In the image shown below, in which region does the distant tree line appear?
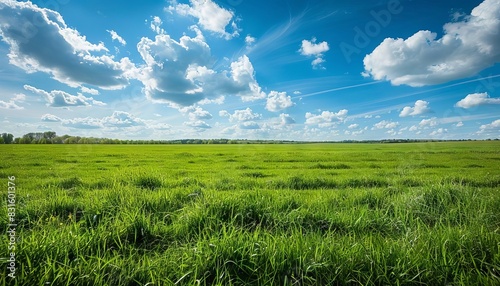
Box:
[0,132,301,144]
[0,132,498,144]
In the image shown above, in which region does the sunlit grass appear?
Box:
[0,142,499,285]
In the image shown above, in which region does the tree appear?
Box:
[51,136,64,144]
[43,131,57,140]
[18,137,31,144]
[64,137,79,144]
[1,133,14,144]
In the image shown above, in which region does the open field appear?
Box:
[1,142,499,285]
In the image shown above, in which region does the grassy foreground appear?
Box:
[1,142,499,285]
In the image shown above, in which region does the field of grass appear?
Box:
[1,142,499,285]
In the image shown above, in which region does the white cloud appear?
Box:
[150,16,165,34]
[0,1,132,89]
[279,113,296,125]
[478,119,500,133]
[299,38,330,69]
[299,38,330,56]
[41,114,62,122]
[80,86,99,95]
[456,121,464,127]
[266,91,294,112]
[149,123,172,130]
[351,129,365,136]
[103,111,145,127]
[305,109,348,128]
[137,31,265,107]
[198,96,225,105]
[230,55,266,101]
[310,58,326,69]
[386,129,397,136]
[239,121,260,129]
[107,30,126,46]
[220,108,261,122]
[185,120,211,129]
[24,85,105,107]
[363,0,500,86]
[419,117,438,128]
[169,0,239,39]
[373,120,399,129]
[477,119,500,133]
[455,92,500,108]
[219,110,230,117]
[188,107,213,121]
[430,128,448,136]
[62,117,103,129]
[245,35,256,46]
[61,111,145,129]
[400,100,431,117]
[348,124,359,129]
[0,93,25,110]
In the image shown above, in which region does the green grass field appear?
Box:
[1,142,499,285]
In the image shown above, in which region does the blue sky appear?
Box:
[0,0,499,140]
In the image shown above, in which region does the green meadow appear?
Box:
[1,142,499,285]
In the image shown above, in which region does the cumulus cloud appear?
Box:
[430,128,448,136]
[41,114,62,122]
[80,86,99,95]
[185,120,211,129]
[137,30,265,107]
[62,117,103,129]
[300,38,330,56]
[62,111,145,129]
[363,0,500,86]
[419,117,438,128]
[373,120,399,129]
[168,0,239,39]
[455,92,500,108]
[150,16,165,34]
[245,35,256,46]
[279,113,296,125]
[348,124,359,129]
[477,119,500,133]
[198,96,225,105]
[107,30,126,46]
[0,1,133,89]
[299,38,330,69]
[266,91,294,112]
[103,111,145,127]
[149,123,172,130]
[400,100,431,117]
[187,107,213,121]
[220,108,261,122]
[24,85,105,107]
[386,129,397,136]
[0,93,25,110]
[456,121,464,127]
[305,109,348,128]
[239,121,260,129]
[230,55,267,101]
